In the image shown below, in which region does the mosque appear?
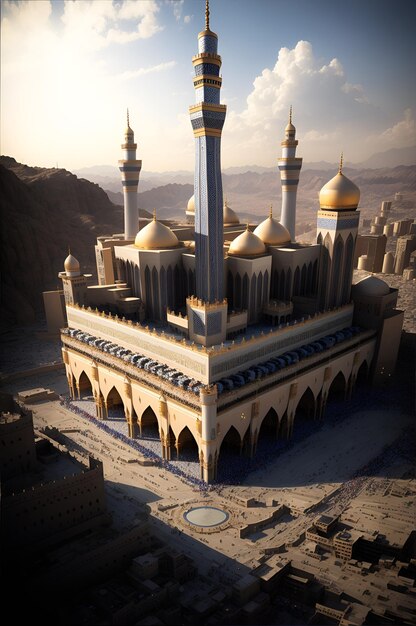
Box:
[49,2,404,482]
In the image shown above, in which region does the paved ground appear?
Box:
[3,365,414,581]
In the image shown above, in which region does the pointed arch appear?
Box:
[106,386,125,420]
[242,273,249,309]
[78,371,93,398]
[257,271,263,311]
[341,233,354,304]
[176,426,199,461]
[160,266,167,315]
[356,360,369,387]
[174,265,181,307]
[152,266,160,320]
[220,425,242,454]
[285,267,292,300]
[250,274,257,322]
[330,235,343,308]
[293,266,300,297]
[300,264,307,294]
[235,272,242,309]
[145,266,152,319]
[264,269,269,304]
[328,371,347,401]
[294,387,316,419]
[139,406,159,439]
[167,266,174,306]
[306,261,313,295]
[227,270,234,309]
[279,269,285,300]
[312,259,318,294]
[258,407,279,445]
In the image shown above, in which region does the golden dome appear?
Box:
[134,216,179,250]
[285,121,296,133]
[223,199,240,226]
[186,194,195,214]
[319,171,360,210]
[64,253,80,273]
[254,212,291,245]
[228,227,266,257]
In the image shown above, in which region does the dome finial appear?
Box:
[269,204,273,219]
[127,108,130,127]
[153,208,157,221]
[289,105,292,125]
[246,222,250,231]
[339,152,344,174]
[68,245,71,255]
[205,0,210,30]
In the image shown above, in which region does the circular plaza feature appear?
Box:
[184,506,229,528]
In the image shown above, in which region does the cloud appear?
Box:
[171,0,184,22]
[184,15,192,24]
[61,0,163,49]
[223,40,383,165]
[117,60,177,80]
[366,109,416,151]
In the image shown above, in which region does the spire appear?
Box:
[127,107,130,128]
[269,205,273,219]
[289,105,292,125]
[339,152,344,174]
[205,0,210,30]
[246,222,250,231]
[153,208,157,221]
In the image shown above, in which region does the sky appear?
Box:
[1,0,415,172]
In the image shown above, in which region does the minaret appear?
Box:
[118,109,142,240]
[189,0,226,302]
[277,107,303,241]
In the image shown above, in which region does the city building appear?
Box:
[53,2,403,482]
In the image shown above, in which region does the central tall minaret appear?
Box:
[189,0,226,302]
[118,110,142,240]
[277,107,302,241]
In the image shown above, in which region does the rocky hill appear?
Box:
[0,157,127,325]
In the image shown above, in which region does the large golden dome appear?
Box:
[319,171,360,210]
[254,213,291,246]
[228,227,266,257]
[64,253,80,273]
[134,217,179,250]
[186,194,195,215]
[223,199,240,226]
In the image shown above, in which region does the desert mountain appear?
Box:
[0,157,126,325]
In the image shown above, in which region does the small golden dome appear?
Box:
[134,217,179,250]
[223,199,240,226]
[125,126,134,136]
[186,194,195,214]
[64,253,80,273]
[228,227,266,257]
[353,276,390,297]
[285,121,296,133]
[254,213,291,245]
[319,171,360,210]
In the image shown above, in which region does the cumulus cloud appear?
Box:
[223,40,380,165]
[379,109,416,145]
[117,60,177,80]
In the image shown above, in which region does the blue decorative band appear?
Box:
[278,164,302,171]
[119,165,141,172]
[280,179,299,185]
[195,63,220,76]
[122,180,139,186]
[207,311,222,336]
[192,118,224,131]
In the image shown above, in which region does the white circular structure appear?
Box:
[184,506,229,527]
